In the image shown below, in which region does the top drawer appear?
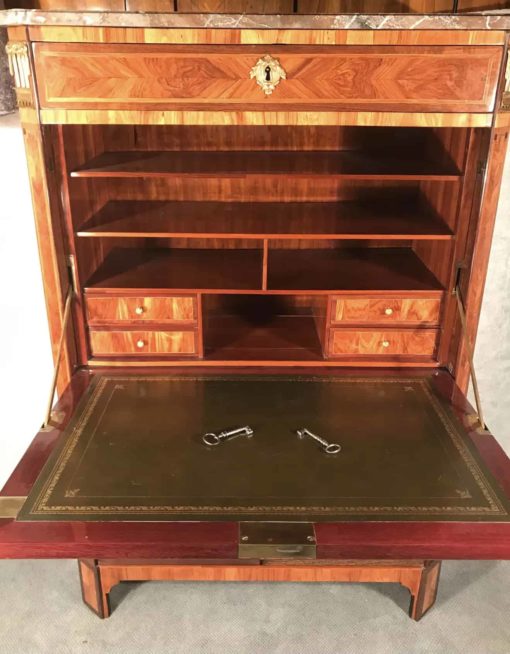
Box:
[33,44,502,114]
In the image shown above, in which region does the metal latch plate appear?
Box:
[239,522,316,560]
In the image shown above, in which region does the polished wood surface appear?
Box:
[70,149,461,181]
[76,198,453,241]
[89,330,197,356]
[329,329,438,357]
[332,297,442,325]
[86,295,197,324]
[27,26,507,47]
[78,557,441,621]
[40,109,495,128]
[3,13,510,623]
[33,44,502,114]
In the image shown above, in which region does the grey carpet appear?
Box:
[0,559,509,654]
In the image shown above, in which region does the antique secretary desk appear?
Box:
[1,0,510,622]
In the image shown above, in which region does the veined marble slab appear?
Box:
[1,9,510,30]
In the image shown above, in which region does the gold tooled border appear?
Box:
[26,375,508,518]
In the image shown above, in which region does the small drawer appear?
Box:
[86,296,197,324]
[332,297,441,326]
[329,329,438,357]
[89,330,197,356]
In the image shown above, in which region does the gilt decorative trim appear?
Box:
[250,55,286,96]
[5,42,30,90]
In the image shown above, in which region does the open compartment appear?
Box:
[203,294,328,361]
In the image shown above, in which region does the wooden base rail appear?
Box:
[78,558,441,621]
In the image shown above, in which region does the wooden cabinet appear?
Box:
[2,7,510,623]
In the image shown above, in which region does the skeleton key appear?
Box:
[202,426,254,447]
[297,428,341,454]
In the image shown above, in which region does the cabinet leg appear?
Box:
[78,559,111,619]
[409,560,441,621]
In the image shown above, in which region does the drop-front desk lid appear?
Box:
[3,369,510,560]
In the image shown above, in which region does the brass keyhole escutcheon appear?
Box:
[250,55,286,96]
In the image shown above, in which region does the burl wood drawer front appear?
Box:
[332,297,441,325]
[86,296,196,324]
[33,44,502,113]
[329,329,438,357]
[89,330,197,356]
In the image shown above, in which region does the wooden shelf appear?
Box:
[77,198,453,241]
[204,315,324,361]
[84,248,263,293]
[267,248,444,293]
[71,150,461,181]
[84,246,443,294]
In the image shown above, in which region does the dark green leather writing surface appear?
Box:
[19,374,510,522]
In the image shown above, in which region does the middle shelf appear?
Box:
[76,198,453,241]
[84,246,445,294]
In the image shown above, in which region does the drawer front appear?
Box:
[34,44,502,113]
[86,296,196,324]
[332,297,441,325]
[329,329,437,357]
[89,330,197,356]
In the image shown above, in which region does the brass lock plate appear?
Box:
[239,522,316,560]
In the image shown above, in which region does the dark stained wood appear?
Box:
[267,248,444,293]
[70,149,461,181]
[85,247,264,293]
[76,198,453,241]
[409,560,441,621]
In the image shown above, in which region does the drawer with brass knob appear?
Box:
[328,329,438,358]
[86,295,197,325]
[332,297,442,326]
[89,330,198,356]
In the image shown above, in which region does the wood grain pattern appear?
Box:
[33,44,502,114]
[332,297,442,325]
[454,129,510,391]
[86,557,440,621]
[329,329,438,356]
[86,296,197,324]
[89,330,198,356]
[40,109,494,128]
[27,27,507,47]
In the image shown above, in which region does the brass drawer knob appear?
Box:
[384,308,394,316]
[136,339,146,348]
[135,306,145,315]
[381,340,390,348]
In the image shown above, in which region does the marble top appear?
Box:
[1,10,510,31]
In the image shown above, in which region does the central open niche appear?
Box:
[203,295,328,361]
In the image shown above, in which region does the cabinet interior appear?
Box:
[57,123,481,366]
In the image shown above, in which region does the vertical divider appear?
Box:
[262,239,269,291]
[196,293,205,359]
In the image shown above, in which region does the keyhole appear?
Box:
[265,66,272,82]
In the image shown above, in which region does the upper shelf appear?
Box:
[70,150,462,182]
[76,198,453,241]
